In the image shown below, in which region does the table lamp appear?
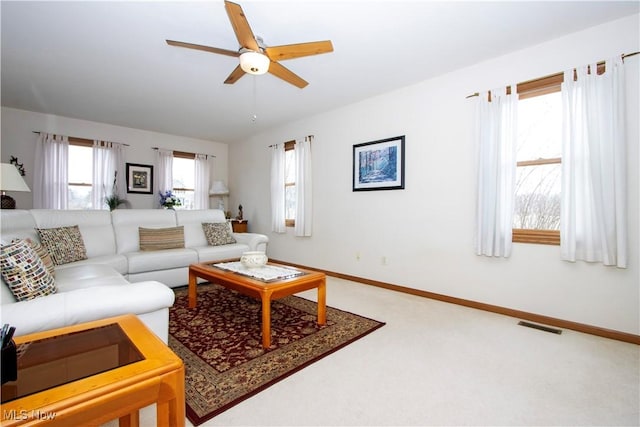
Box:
[209,181,229,211]
[1,163,30,209]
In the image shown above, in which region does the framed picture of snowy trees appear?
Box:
[353,135,405,191]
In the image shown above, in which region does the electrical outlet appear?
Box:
[381,256,387,265]
[356,252,361,261]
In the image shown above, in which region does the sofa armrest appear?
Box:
[1,281,175,337]
[232,232,269,252]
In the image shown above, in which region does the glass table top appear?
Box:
[1,323,144,403]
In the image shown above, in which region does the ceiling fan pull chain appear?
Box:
[251,76,258,123]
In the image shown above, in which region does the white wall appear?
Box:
[229,14,640,335]
[0,107,229,209]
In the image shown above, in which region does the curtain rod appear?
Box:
[268,135,314,148]
[466,51,639,99]
[32,131,130,146]
[151,147,216,158]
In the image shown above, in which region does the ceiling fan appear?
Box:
[166,0,333,89]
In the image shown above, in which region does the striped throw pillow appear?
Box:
[1,239,57,301]
[139,226,185,251]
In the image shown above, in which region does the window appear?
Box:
[68,143,93,209]
[284,141,296,227]
[172,152,195,209]
[513,81,562,245]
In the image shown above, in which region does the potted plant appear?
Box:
[105,171,126,211]
[159,191,182,209]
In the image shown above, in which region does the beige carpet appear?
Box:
[194,277,640,426]
[125,276,639,426]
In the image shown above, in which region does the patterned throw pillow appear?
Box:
[139,226,185,251]
[202,222,236,246]
[0,240,57,301]
[14,238,56,277]
[36,225,88,265]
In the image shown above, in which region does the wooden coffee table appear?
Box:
[1,314,185,427]
[189,261,326,349]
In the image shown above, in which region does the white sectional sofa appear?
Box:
[0,209,268,342]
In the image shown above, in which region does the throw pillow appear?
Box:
[36,225,88,265]
[139,226,185,251]
[12,238,56,277]
[202,222,236,246]
[0,239,57,301]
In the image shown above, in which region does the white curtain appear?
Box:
[155,149,173,207]
[33,133,69,209]
[294,136,313,237]
[92,141,126,209]
[194,154,211,209]
[474,86,518,257]
[561,57,627,268]
[270,144,286,233]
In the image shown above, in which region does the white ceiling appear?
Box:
[2,1,638,143]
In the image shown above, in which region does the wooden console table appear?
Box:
[1,315,185,427]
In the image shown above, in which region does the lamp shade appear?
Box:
[1,164,30,192]
[239,51,270,75]
[209,181,229,196]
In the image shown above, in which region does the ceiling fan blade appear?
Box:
[268,62,308,89]
[224,64,246,85]
[224,1,260,52]
[265,40,334,61]
[166,40,239,57]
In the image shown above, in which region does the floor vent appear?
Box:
[518,321,562,335]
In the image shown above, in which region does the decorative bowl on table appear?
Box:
[240,251,268,268]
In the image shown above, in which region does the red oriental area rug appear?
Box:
[168,283,385,426]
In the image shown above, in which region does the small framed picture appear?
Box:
[353,135,405,191]
[126,163,154,194]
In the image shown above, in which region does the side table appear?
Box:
[1,314,185,427]
[231,219,248,233]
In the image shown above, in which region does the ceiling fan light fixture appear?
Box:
[167,2,333,88]
[239,51,270,75]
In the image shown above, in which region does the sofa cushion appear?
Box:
[54,254,129,276]
[194,242,251,264]
[126,248,198,274]
[0,210,39,245]
[0,240,57,301]
[30,209,117,258]
[112,209,177,254]
[1,281,175,339]
[1,279,17,303]
[202,222,236,246]
[175,209,227,247]
[54,264,130,292]
[37,225,88,265]
[139,226,185,251]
